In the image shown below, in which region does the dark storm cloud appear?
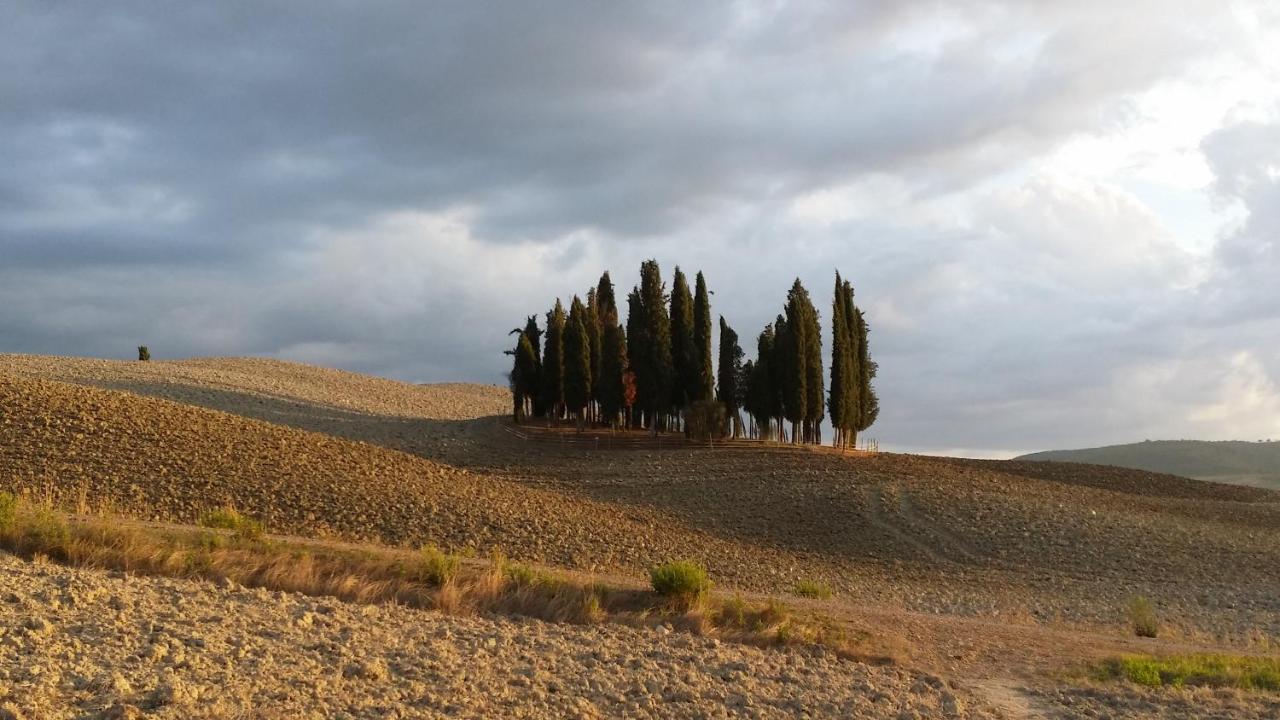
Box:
[1,1,1276,454]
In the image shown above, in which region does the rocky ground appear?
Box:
[0,554,1002,720]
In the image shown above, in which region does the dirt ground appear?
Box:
[2,354,1279,718]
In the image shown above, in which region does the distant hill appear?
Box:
[1016,440,1280,489]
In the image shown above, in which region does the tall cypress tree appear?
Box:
[716,316,744,437]
[692,272,714,403]
[512,331,539,421]
[750,323,781,441]
[669,267,694,415]
[853,306,880,438]
[779,284,810,443]
[596,272,625,427]
[840,278,861,447]
[829,273,848,444]
[512,315,544,416]
[540,299,566,419]
[585,288,602,423]
[739,359,756,437]
[634,260,672,432]
[626,286,646,404]
[564,296,592,427]
[769,314,788,441]
[599,322,627,427]
[802,285,824,444]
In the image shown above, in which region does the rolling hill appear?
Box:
[1016,440,1280,489]
[3,354,1279,718]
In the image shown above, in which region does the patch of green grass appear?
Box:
[414,544,460,586]
[792,579,833,599]
[1128,595,1159,638]
[649,560,711,607]
[0,492,16,533]
[198,507,265,541]
[1096,654,1280,691]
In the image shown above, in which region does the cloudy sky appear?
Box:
[3,2,1278,456]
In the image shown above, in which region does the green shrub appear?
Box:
[1128,596,1159,638]
[137,346,151,362]
[792,579,833,599]
[198,507,264,541]
[0,492,16,533]
[650,560,711,605]
[416,544,460,586]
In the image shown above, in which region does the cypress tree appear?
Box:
[626,285,647,420]
[692,272,714,403]
[739,359,756,437]
[839,279,861,448]
[803,286,824,444]
[520,315,544,416]
[540,299,566,420]
[716,316,744,437]
[669,267,694,416]
[853,306,880,439]
[585,288,602,423]
[749,323,779,441]
[828,273,848,444]
[599,322,627,427]
[511,331,539,421]
[769,315,788,441]
[564,296,592,428]
[634,260,672,432]
[595,271,625,428]
[779,284,809,444]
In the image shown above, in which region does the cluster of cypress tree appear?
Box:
[506,262,878,446]
[827,273,879,448]
[739,274,878,446]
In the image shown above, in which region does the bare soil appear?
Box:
[0,554,1009,720]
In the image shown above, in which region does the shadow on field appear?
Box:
[82,378,928,565]
[89,380,493,467]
